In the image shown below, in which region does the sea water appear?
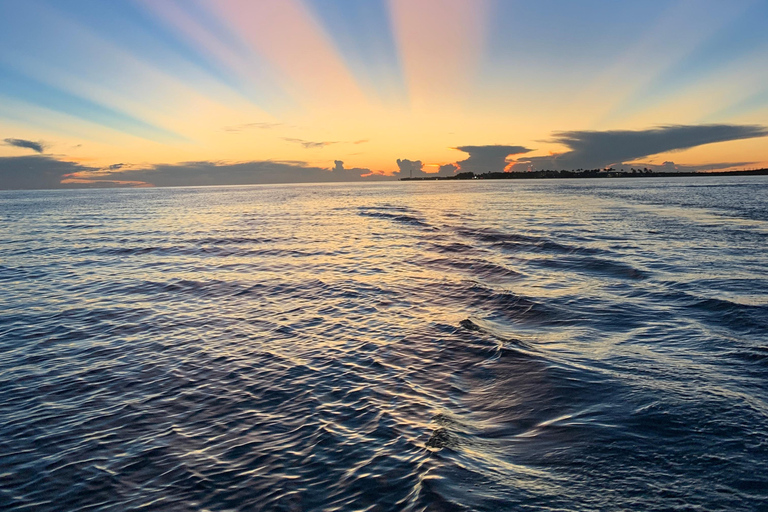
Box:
[1,177,767,511]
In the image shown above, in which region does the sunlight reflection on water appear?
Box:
[1,177,767,511]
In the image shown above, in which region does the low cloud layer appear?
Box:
[509,124,768,171]
[454,145,533,174]
[4,138,46,154]
[94,159,379,187]
[0,155,90,189]
[0,156,387,189]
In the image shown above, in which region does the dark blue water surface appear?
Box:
[1,177,767,511]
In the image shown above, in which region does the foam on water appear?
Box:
[1,177,767,511]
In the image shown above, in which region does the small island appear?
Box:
[400,167,768,181]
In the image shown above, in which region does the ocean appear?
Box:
[1,177,767,511]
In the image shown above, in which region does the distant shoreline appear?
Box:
[399,168,768,181]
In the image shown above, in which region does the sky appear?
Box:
[1,0,768,188]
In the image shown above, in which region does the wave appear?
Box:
[1,180,767,511]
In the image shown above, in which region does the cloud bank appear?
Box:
[0,156,388,190]
[0,156,90,189]
[509,124,768,171]
[94,159,381,187]
[395,125,766,177]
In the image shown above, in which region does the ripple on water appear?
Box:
[1,179,767,511]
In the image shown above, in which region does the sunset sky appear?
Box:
[1,0,768,187]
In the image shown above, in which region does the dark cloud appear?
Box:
[283,138,337,149]
[96,159,380,187]
[0,156,389,189]
[454,145,533,174]
[4,138,46,153]
[0,155,91,189]
[392,159,461,178]
[438,163,458,176]
[509,124,768,171]
[332,160,388,181]
[393,158,428,178]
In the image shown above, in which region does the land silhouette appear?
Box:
[399,167,768,181]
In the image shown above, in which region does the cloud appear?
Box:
[438,163,458,176]
[393,158,428,178]
[0,155,391,189]
[4,138,46,153]
[0,155,92,189]
[283,137,338,149]
[223,122,282,132]
[454,145,533,173]
[284,138,370,148]
[332,160,389,181]
[392,159,466,178]
[95,159,383,187]
[509,124,768,171]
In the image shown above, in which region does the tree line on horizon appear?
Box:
[400,167,768,181]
